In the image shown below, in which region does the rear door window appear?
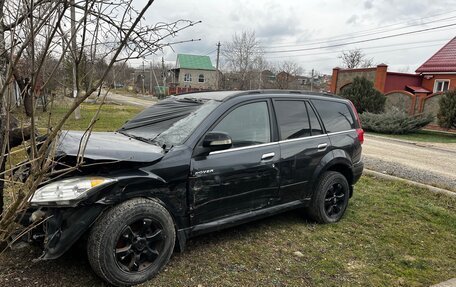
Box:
[312,100,355,133]
[274,100,310,140]
[306,102,324,135]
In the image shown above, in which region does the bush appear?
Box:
[340,76,386,114]
[360,108,433,134]
[437,89,456,129]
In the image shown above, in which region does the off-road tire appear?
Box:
[307,171,350,224]
[87,198,175,286]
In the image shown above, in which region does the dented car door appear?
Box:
[189,100,280,225]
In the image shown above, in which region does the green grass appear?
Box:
[1,176,454,286]
[369,130,456,143]
[140,176,455,287]
[36,103,143,132]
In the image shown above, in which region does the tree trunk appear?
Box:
[0,151,4,216]
[0,0,6,215]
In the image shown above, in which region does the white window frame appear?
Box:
[198,74,205,83]
[184,73,192,82]
[433,79,450,93]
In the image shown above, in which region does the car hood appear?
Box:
[56,131,164,162]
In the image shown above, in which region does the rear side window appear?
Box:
[275,100,310,140]
[312,100,355,133]
[306,102,324,135]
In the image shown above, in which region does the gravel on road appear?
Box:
[363,135,456,192]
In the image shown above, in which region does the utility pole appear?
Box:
[71,0,81,119]
[258,70,262,89]
[161,57,166,86]
[142,58,145,94]
[215,42,221,90]
[310,68,314,92]
[150,61,153,94]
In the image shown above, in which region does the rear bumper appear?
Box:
[352,160,364,184]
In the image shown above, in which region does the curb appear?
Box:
[363,169,456,198]
[430,278,456,287]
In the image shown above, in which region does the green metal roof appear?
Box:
[177,54,215,71]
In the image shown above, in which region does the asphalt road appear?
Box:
[363,134,456,191]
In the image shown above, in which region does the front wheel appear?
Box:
[307,171,350,224]
[87,198,175,286]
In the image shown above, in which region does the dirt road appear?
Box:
[363,134,456,191]
[102,90,156,107]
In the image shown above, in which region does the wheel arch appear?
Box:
[312,155,354,197]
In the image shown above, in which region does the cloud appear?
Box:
[131,0,452,74]
[346,15,359,25]
[364,0,373,9]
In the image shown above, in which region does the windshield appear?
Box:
[119,97,220,147]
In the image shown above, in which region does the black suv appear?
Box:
[23,90,364,286]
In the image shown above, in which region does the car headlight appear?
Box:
[30,177,116,206]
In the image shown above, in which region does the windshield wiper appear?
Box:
[118,131,153,144]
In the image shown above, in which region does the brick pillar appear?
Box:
[330,67,340,94]
[374,64,388,93]
[414,92,428,114]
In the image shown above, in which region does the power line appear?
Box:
[261,9,456,49]
[205,48,217,55]
[263,38,449,59]
[262,15,456,50]
[262,23,456,54]
[264,42,446,63]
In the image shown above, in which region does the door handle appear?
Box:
[261,152,275,160]
[317,143,328,150]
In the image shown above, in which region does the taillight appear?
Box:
[356,128,364,144]
[348,101,364,144]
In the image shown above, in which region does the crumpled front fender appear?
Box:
[37,205,105,260]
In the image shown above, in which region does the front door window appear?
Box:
[213,101,271,148]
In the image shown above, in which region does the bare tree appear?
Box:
[338,48,374,69]
[0,0,198,245]
[274,60,303,89]
[223,31,263,90]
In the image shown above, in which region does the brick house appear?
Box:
[415,37,456,93]
[329,36,456,117]
[171,54,217,90]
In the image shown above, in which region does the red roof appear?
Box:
[416,37,456,73]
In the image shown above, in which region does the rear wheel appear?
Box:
[307,171,350,223]
[87,198,175,286]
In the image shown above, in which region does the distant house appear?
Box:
[329,36,456,117]
[415,37,456,93]
[171,54,217,90]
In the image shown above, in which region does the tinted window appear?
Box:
[275,101,310,140]
[312,100,354,133]
[213,102,271,148]
[306,102,324,135]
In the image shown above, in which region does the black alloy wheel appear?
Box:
[115,218,165,273]
[324,183,346,219]
[307,171,350,223]
[87,198,175,287]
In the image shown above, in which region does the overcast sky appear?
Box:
[134,0,456,75]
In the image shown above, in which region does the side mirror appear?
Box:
[202,132,232,151]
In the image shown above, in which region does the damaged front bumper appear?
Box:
[21,204,105,260]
